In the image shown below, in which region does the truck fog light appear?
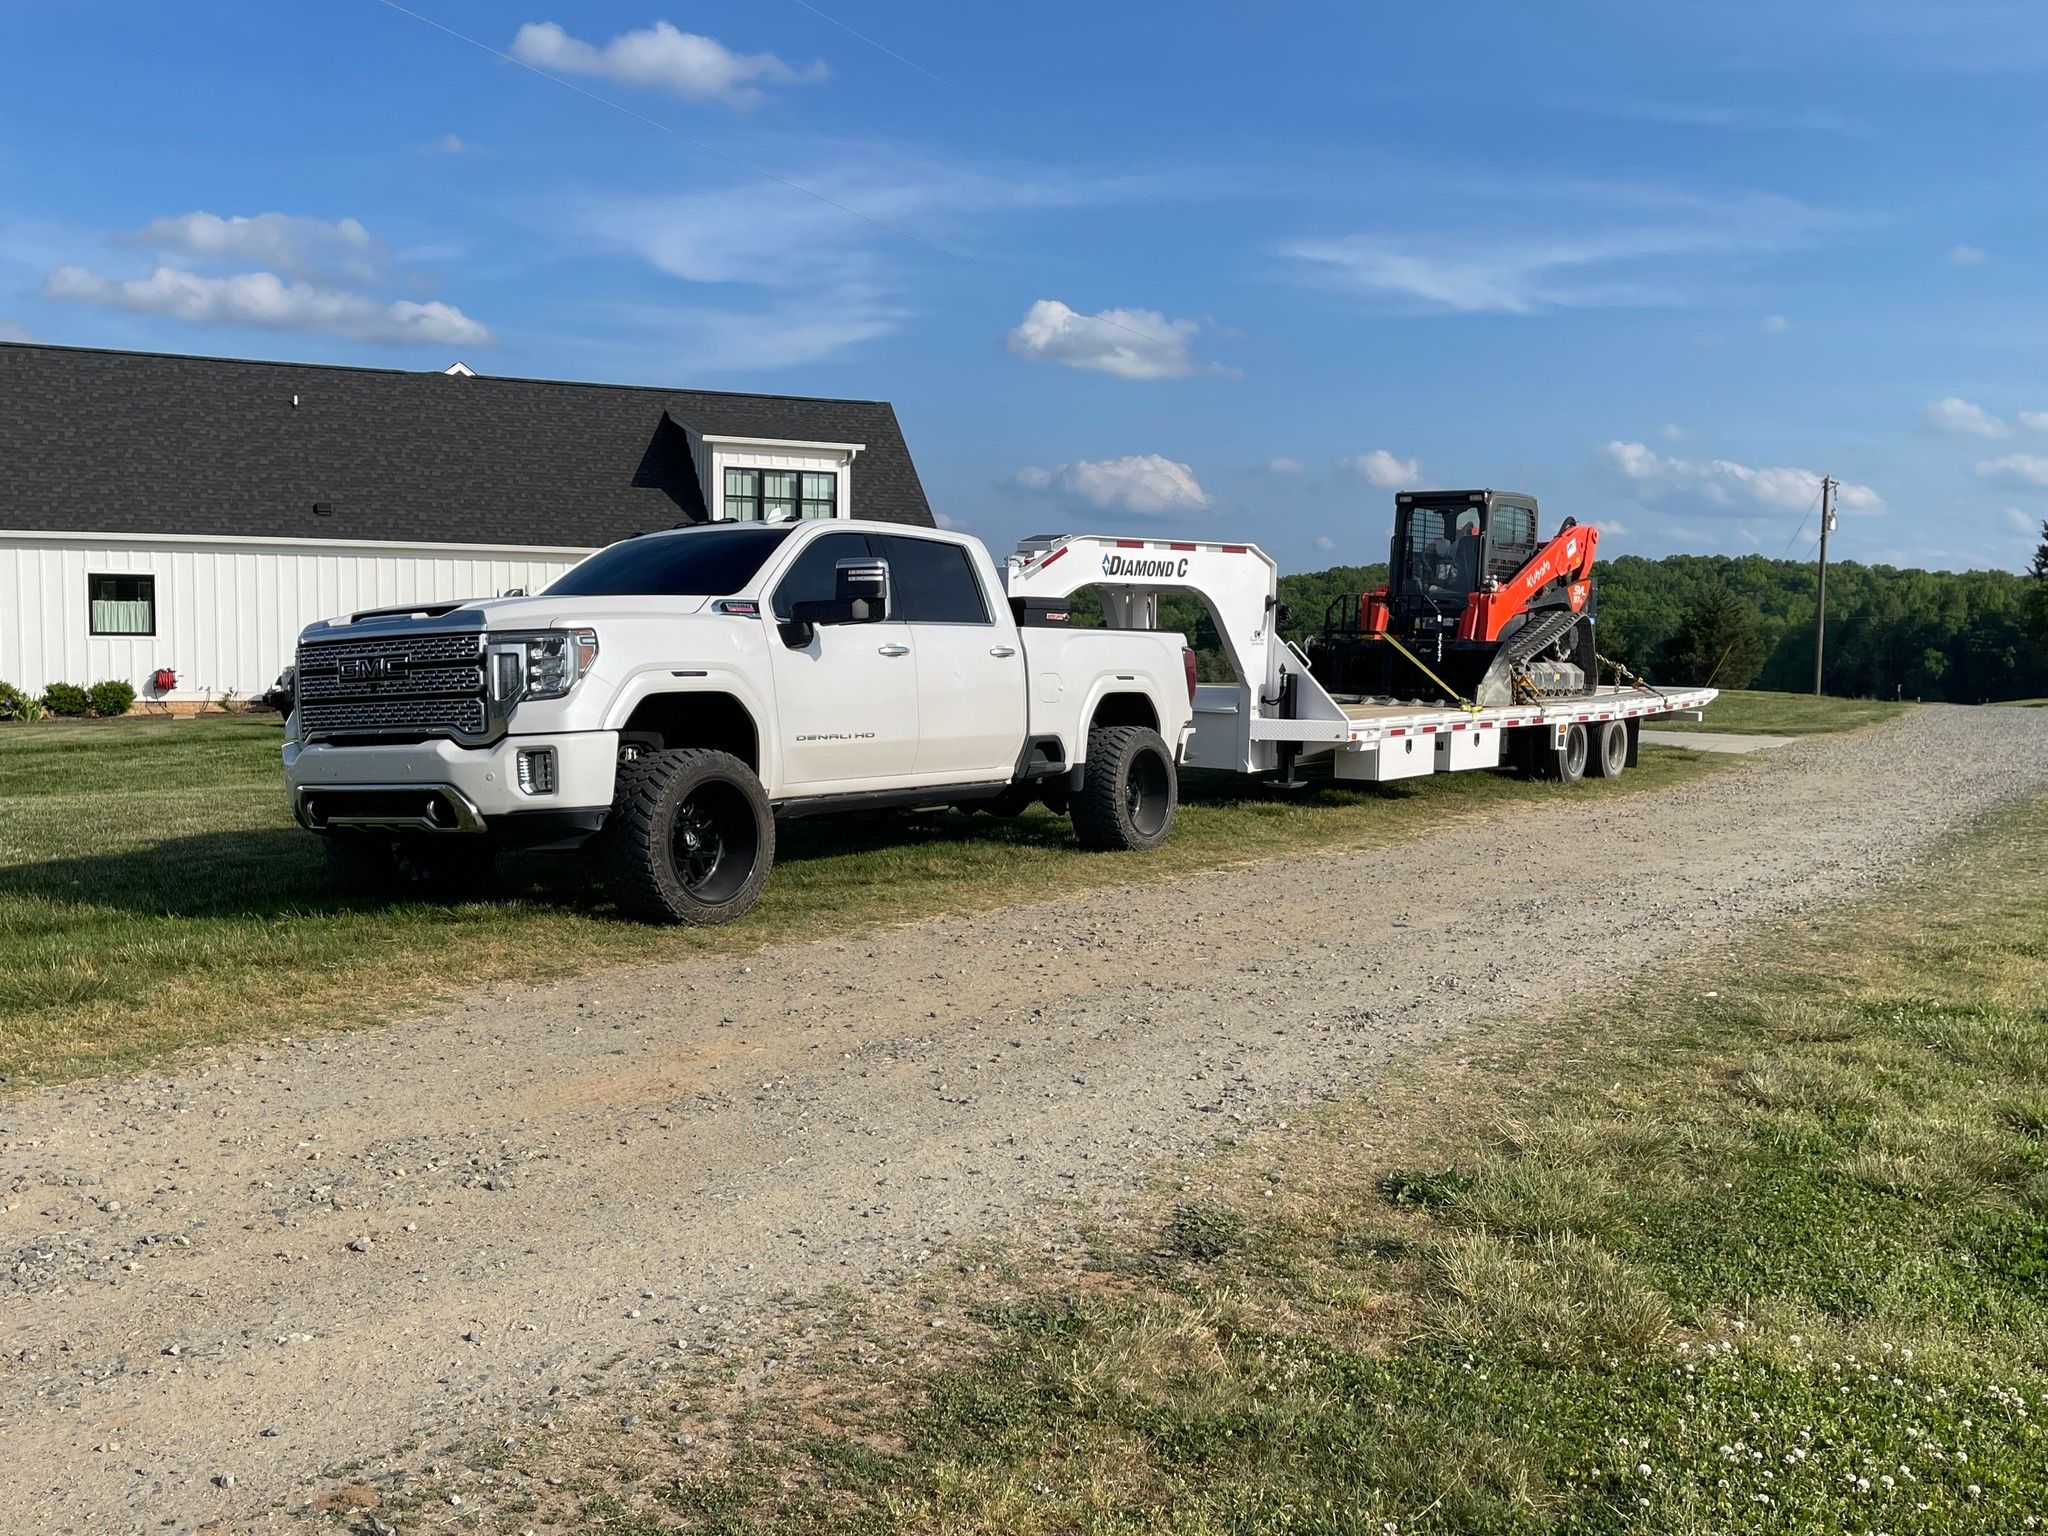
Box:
[516,747,557,795]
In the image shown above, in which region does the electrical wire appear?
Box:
[1779,484,1822,559]
[366,0,1198,365]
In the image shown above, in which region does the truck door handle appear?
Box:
[877,643,910,657]
[989,645,1017,658]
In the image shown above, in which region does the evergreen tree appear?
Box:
[1641,582,1768,688]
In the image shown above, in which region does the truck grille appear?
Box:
[297,632,489,741]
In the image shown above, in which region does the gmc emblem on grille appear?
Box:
[339,655,405,682]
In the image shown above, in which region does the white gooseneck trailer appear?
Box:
[1004,532,1716,786]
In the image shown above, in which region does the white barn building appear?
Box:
[0,342,936,708]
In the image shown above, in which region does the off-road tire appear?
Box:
[1589,719,1628,778]
[598,748,774,925]
[1071,725,1177,852]
[323,835,496,899]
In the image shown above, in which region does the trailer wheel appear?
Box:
[1553,723,1589,785]
[1071,726,1177,851]
[1589,720,1628,779]
[598,748,774,924]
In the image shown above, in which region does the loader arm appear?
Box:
[1459,521,1597,643]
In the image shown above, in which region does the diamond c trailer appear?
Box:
[1001,532,1716,788]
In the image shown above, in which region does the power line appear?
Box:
[783,0,1041,141]
[1779,484,1822,559]
[367,0,1196,363]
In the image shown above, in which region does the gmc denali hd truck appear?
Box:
[283,520,1196,924]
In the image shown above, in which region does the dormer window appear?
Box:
[722,468,839,522]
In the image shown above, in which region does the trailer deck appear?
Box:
[1004,532,1717,785]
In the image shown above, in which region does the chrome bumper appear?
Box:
[292,782,487,835]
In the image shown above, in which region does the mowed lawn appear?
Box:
[0,712,1740,1087]
[1677,688,1909,736]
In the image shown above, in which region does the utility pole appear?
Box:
[1813,475,1836,696]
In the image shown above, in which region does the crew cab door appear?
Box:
[766,529,919,788]
[875,533,1022,780]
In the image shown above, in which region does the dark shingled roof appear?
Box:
[0,341,934,546]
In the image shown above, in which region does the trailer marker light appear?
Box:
[1169,542,1196,551]
[1116,538,1145,548]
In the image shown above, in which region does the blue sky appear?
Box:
[3,0,2044,574]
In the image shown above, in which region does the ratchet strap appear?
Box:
[1366,631,1483,715]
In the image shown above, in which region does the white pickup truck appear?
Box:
[283,519,1195,923]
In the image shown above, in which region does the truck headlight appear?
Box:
[487,628,599,704]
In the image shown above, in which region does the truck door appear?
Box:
[766,530,920,788]
[875,534,1021,780]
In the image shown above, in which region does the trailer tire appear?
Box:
[597,748,774,925]
[1071,726,1177,852]
[1553,723,1589,784]
[1589,719,1628,778]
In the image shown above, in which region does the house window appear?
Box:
[722,467,839,522]
[88,573,156,636]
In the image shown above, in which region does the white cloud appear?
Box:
[1660,423,1685,441]
[429,133,470,154]
[42,264,490,347]
[1593,519,1630,537]
[1760,313,1790,334]
[510,20,824,109]
[1605,440,1881,513]
[0,317,34,342]
[119,212,385,282]
[1013,454,1209,516]
[1978,454,2048,489]
[2018,410,2048,433]
[1314,534,1337,551]
[1004,298,1224,381]
[1266,457,1305,475]
[1948,243,1988,265]
[576,162,1103,370]
[931,510,966,531]
[2004,506,2038,536]
[1924,396,2008,438]
[1278,191,1830,314]
[1344,449,1420,488]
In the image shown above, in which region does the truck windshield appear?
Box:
[545,526,794,597]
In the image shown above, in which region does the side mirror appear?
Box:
[834,557,888,619]
[780,557,890,647]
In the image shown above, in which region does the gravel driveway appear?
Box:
[5,705,2044,1532]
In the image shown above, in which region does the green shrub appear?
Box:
[40,682,91,717]
[87,679,136,717]
[0,683,44,723]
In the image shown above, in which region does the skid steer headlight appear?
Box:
[487,628,599,704]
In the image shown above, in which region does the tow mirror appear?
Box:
[781,557,890,647]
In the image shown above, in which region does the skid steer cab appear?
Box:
[1313,488,1599,708]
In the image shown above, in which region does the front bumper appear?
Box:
[284,730,620,835]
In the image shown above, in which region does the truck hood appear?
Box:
[299,592,709,643]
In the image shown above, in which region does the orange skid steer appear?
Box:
[1311,488,1600,708]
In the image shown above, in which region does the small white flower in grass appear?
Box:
[1880,1475,1895,1489]
[1637,1463,1652,1477]
[1967,1485,1982,1499]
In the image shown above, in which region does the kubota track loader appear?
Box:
[1311,488,1599,708]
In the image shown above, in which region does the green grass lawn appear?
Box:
[1673,688,1910,736]
[447,793,2048,1536]
[0,716,1723,1088]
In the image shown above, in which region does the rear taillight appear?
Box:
[1182,646,1198,702]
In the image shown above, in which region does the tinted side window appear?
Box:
[771,530,874,620]
[877,536,990,625]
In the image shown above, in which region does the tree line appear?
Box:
[1065,533,2048,702]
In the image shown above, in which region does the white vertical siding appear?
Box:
[0,533,590,700]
